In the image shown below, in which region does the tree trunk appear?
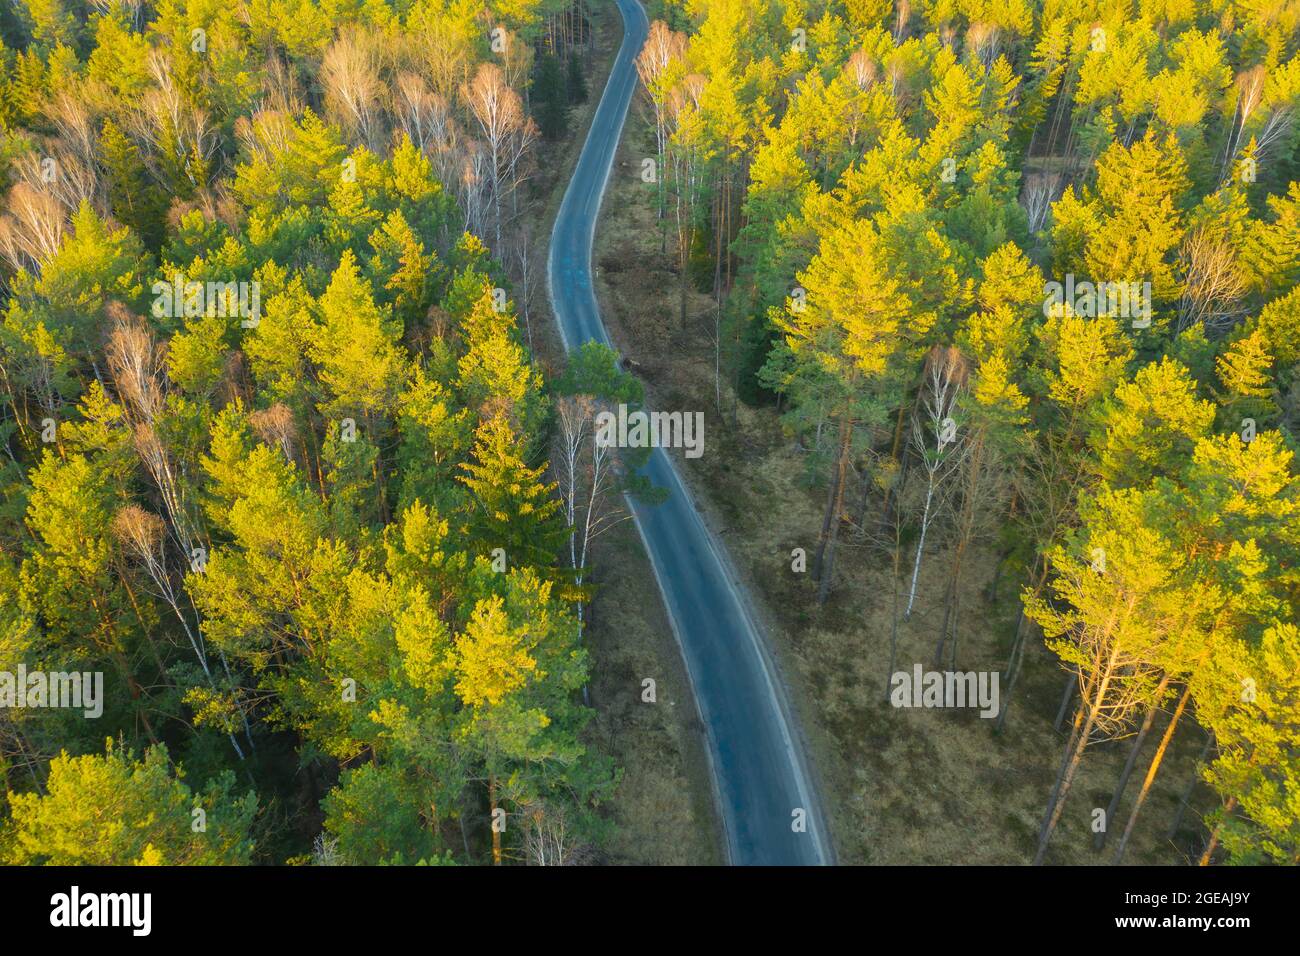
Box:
[903,477,936,620]
[815,416,851,604]
[1035,704,1085,864]
[489,775,503,866]
[995,563,1048,734]
[1167,732,1214,840]
[934,433,983,667]
[877,402,909,541]
[678,213,691,330]
[1036,645,1122,864]
[1112,680,1192,864]
[1095,674,1171,850]
[1054,673,1076,732]
[812,416,849,579]
[994,607,1028,734]
[1198,795,1236,866]
[884,513,902,702]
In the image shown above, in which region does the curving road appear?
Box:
[547,0,831,866]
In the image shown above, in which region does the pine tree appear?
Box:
[458,416,564,571]
[4,741,256,865]
[534,53,569,140]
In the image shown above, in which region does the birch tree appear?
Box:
[463,63,536,252]
[636,20,688,229]
[904,346,967,621]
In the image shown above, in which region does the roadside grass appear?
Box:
[589,107,1216,865]
[583,517,722,865]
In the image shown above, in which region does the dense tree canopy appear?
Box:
[639,0,1300,865]
[0,0,615,866]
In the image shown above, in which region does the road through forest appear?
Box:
[546,0,831,865]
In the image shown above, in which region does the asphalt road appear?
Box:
[547,0,831,866]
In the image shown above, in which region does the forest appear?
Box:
[1,0,1298,869]
[0,0,633,865]
[623,0,1299,864]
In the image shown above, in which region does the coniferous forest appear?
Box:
[630,0,1300,868]
[0,0,622,866]
[0,0,1297,881]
